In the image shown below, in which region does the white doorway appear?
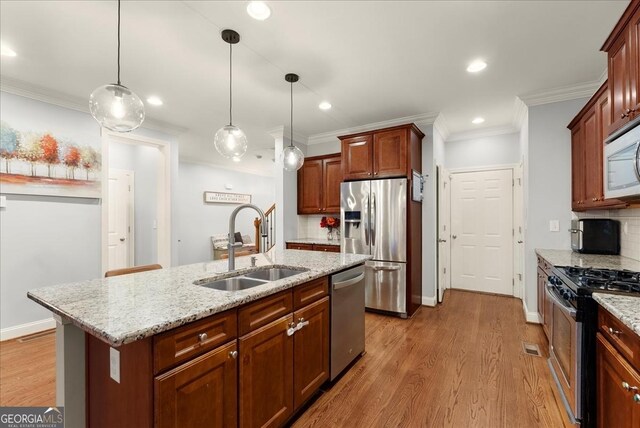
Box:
[436,165,451,303]
[450,167,514,296]
[101,130,172,274]
[513,162,524,299]
[107,169,134,270]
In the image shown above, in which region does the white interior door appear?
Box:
[437,165,451,303]
[108,169,134,270]
[450,169,513,295]
[513,163,524,298]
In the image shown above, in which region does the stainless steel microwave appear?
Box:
[604,123,640,200]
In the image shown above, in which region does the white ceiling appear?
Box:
[0,0,628,172]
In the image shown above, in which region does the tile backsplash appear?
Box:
[575,208,640,261]
[297,214,341,240]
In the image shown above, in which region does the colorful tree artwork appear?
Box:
[0,121,101,198]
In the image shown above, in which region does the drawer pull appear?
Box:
[622,382,639,392]
[287,321,297,337]
[296,318,310,331]
[229,350,238,359]
[198,333,208,343]
[608,327,623,336]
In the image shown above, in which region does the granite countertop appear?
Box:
[287,238,340,246]
[593,293,640,337]
[535,249,640,272]
[28,250,370,347]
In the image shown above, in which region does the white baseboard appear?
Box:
[422,296,437,307]
[0,318,56,341]
[522,300,542,324]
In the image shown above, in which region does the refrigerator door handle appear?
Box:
[371,192,376,247]
[364,194,370,245]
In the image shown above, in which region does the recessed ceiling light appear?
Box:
[466,60,487,73]
[146,96,163,106]
[232,156,242,162]
[319,101,332,110]
[472,117,485,124]
[1,45,17,57]
[247,1,271,20]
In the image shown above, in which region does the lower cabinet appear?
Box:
[286,242,340,253]
[239,296,330,427]
[536,255,552,340]
[155,341,238,428]
[596,333,640,428]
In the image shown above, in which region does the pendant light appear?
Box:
[89,0,145,132]
[281,73,304,171]
[214,29,248,159]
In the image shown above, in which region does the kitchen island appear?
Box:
[28,249,370,428]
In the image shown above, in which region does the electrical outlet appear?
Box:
[549,220,560,232]
[110,347,120,383]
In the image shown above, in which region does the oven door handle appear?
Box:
[546,284,577,319]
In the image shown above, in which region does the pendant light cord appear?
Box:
[117,0,121,85]
[290,80,294,147]
[229,43,233,126]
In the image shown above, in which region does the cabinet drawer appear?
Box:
[293,277,329,310]
[239,290,293,336]
[313,244,340,253]
[599,306,640,370]
[287,243,314,251]
[154,310,237,374]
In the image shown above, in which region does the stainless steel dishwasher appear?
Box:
[330,264,366,381]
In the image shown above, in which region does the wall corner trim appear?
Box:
[0,317,56,341]
[522,300,542,324]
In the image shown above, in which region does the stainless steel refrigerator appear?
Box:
[340,178,408,316]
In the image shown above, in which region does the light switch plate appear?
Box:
[549,220,560,232]
[0,196,6,208]
[109,347,120,383]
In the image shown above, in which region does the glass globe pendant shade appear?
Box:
[214,124,248,159]
[89,84,145,132]
[282,144,304,171]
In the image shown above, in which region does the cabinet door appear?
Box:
[298,159,323,214]
[239,315,294,428]
[608,33,633,135]
[596,333,640,428]
[293,297,330,410]
[341,135,373,181]
[322,156,342,214]
[583,107,602,206]
[537,268,545,323]
[543,285,552,340]
[155,341,238,428]
[571,124,586,211]
[373,128,408,178]
[629,6,640,115]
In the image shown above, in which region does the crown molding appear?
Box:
[266,125,308,144]
[179,156,275,178]
[512,97,528,130]
[306,111,439,145]
[433,113,450,141]
[446,124,519,143]
[518,80,600,107]
[0,76,188,136]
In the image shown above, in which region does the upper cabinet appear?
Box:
[340,124,425,181]
[602,1,640,135]
[297,153,342,215]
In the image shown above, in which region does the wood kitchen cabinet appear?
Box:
[602,0,640,135]
[286,242,340,252]
[298,153,342,214]
[340,123,424,181]
[568,82,627,211]
[536,255,553,340]
[155,341,238,428]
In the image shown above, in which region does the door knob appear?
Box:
[452,235,457,239]
[438,239,447,243]
[517,240,523,244]
[120,238,125,242]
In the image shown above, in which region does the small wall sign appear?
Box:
[204,191,252,205]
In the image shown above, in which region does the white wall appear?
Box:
[0,91,178,337]
[445,132,520,170]
[306,140,341,157]
[421,124,439,303]
[523,97,588,313]
[177,161,275,265]
[109,141,159,266]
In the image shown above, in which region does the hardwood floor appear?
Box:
[292,290,571,428]
[0,291,570,427]
[0,329,55,406]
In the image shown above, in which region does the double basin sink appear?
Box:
[195,267,309,291]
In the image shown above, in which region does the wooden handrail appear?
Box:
[263,203,276,217]
[254,203,276,253]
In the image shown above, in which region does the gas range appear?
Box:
[555,266,640,296]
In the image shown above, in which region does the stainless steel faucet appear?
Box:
[228,203,268,271]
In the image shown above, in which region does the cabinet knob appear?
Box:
[634,394,640,404]
[609,327,623,336]
[296,318,310,330]
[368,172,371,176]
[198,333,208,342]
[229,350,238,359]
[622,381,639,392]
